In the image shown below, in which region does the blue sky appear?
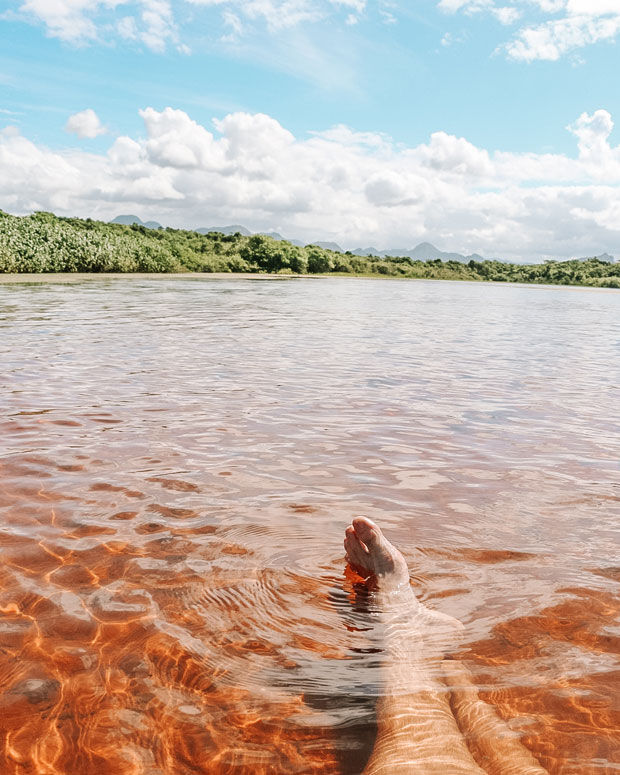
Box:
[2,0,620,259]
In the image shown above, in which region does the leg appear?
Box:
[443,660,548,775]
[344,518,548,775]
[344,517,486,775]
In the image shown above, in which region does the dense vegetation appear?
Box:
[1,210,619,289]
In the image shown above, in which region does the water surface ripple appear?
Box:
[1,277,619,774]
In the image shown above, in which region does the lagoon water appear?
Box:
[1,276,619,774]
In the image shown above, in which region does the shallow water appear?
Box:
[1,276,619,774]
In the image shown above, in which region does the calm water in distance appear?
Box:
[1,277,619,774]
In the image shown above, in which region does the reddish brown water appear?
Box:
[1,277,619,774]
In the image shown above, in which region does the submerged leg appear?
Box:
[345,517,485,775]
[343,517,547,775]
[443,660,548,775]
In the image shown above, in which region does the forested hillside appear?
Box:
[1,210,619,288]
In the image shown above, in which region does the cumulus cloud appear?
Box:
[364,170,423,207]
[65,108,107,138]
[416,131,493,177]
[3,107,620,261]
[140,106,227,168]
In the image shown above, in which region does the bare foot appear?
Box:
[344,517,410,592]
[344,520,486,775]
[343,520,547,775]
[344,517,463,649]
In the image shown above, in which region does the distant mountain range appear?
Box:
[112,217,306,245]
[110,216,617,264]
[196,225,305,247]
[195,224,250,236]
[578,252,616,263]
[110,215,487,262]
[350,241,486,263]
[111,214,165,231]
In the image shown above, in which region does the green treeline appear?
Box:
[1,210,619,288]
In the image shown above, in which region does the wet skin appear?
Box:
[344,517,548,775]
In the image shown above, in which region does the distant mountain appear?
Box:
[118,216,617,264]
[196,225,252,236]
[574,252,616,264]
[352,246,381,257]
[379,248,411,258]
[309,241,344,253]
[112,216,308,243]
[352,241,486,263]
[111,214,141,226]
[196,225,305,245]
[409,242,468,262]
[110,216,492,261]
[111,214,162,229]
[258,231,305,247]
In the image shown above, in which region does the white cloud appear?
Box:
[567,0,619,13]
[184,0,324,31]
[309,123,389,148]
[17,0,179,51]
[332,0,365,11]
[17,0,107,41]
[14,0,373,53]
[139,0,176,51]
[65,108,107,138]
[438,0,494,14]
[567,109,614,166]
[3,107,620,261]
[139,106,227,168]
[441,28,469,45]
[14,0,619,62]
[529,0,565,11]
[364,170,423,206]
[438,0,521,29]
[117,14,138,38]
[507,12,620,61]
[439,0,540,14]
[415,131,494,177]
[379,9,396,23]
[439,0,620,61]
[492,5,520,24]
[220,8,242,39]
[438,0,476,11]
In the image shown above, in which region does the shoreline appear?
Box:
[0,272,619,292]
[0,272,296,284]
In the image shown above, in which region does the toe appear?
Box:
[346,525,368,550]
[344,526,370,569]
[352,516,381,546]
